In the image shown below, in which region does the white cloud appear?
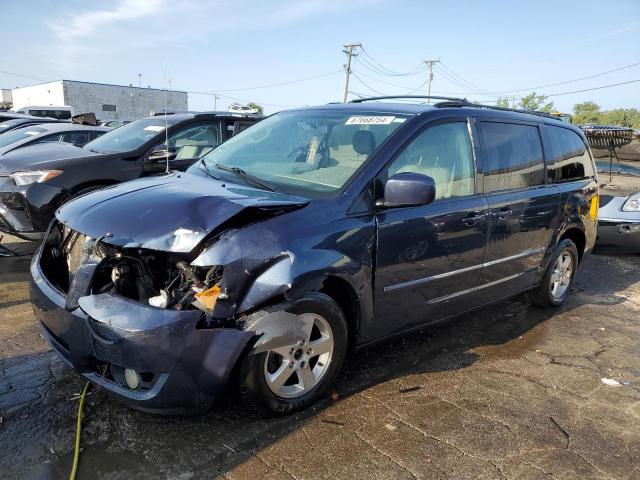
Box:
[50,0,165,42]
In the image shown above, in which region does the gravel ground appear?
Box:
[1,234,639,480]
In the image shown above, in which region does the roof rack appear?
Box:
[348,96,561,120]
[350,95,469,104]
[440,101,563,120]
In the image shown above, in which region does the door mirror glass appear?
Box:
[380,172,436,207]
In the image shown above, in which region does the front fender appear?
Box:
[191,219,374,327]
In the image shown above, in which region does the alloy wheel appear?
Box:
[263,313,334,399]
[550,251,573,300]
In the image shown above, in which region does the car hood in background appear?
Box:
[56,171,310,253]
[0,142,99,173]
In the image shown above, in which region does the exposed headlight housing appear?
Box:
[11,170,63,186]
[622,192,640,212]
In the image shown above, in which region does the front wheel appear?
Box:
[530,239,579,308]
[237,293,348,416]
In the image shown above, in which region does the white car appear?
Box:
[228,103,259,115]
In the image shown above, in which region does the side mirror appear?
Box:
[378,172,436,208]
[149,145,176,162]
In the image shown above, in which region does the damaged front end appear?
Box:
[31,208,305,410]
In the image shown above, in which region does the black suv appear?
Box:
[0,112,259,240]
[30,97,598,414]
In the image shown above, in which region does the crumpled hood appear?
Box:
[56,171,309,253]
[0,142,99,173]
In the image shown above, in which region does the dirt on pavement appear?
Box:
[1,233,639,480]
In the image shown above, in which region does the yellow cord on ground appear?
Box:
[69,382,91,480]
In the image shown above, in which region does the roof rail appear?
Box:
[350,95,469,104]
[436,101,561,120]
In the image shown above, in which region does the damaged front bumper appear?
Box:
[30,248,256,412]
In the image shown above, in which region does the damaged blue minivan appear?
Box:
[30,97,598,414]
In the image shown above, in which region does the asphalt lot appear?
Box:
[1,234,639,480]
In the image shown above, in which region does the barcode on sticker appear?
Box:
[346,116,395,125]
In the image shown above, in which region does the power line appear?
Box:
[350,71,387,96]
[213,70,342,93]
[0,69,47,83]
[489,60,640,94]
[361,47,424,77]
[436,63,494,95]
[544,78,640,97]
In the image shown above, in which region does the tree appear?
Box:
[518,92,554,113]
[572,101,601,125]
[496,97,510,108]
[246,102,264,115]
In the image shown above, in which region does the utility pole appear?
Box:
[138,73,142,88]
[213,94,220,110]
[342,43,361,103]
[424,59,439,103]
[512,96,516,109]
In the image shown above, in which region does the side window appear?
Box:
[33,133,64,144]
[61,131,91,146]
[165,123,222,160]
[542,126,594,182]
[387,122,475,200]
[480,122,545,192]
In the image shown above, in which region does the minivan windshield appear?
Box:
[0,126,47,148]
[83,117,179,154]
[200,110,408,193]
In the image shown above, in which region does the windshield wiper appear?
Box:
[215,163,277,192]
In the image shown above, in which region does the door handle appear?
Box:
[491,208,513,220]
[462,212,486,226]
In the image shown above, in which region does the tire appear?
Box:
[530,239,579,308]
[238,292,348,416]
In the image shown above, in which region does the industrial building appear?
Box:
[10,80,188,122]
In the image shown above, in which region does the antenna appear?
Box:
[163,61,172,174]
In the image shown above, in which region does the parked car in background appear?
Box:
[0,114,63,134]
[100,120,130,128]
[0,112,259,239]
[229,103,259,114]
[13,105,75,120]
[29,98,598,415]
[0,123,109,156]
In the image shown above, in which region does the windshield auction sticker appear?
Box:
[144,125,166,132]
[346,116,396,125]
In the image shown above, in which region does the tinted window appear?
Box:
[480,122,545,192]
[542,126,594,182]
[387,122,475,200]
[61,131,91,146]
[28,109,72,120]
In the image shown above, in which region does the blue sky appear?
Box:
[1,0,639,114]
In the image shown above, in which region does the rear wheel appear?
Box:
[530,239,579,308]
[238,293,347,416]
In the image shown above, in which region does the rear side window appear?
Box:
[480,122,545,192]
[542,126,594,182]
